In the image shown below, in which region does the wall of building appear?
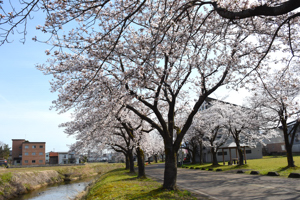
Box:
[45,152,49,164]
[292,144,300,152]
[200,145,263,164]
[22,142,46,165]
[58,153,69,164]
[11,139,25,165]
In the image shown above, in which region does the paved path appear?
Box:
[145,163,300,200]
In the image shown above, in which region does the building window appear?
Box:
[24,153,29,156]
[63,155,67,158]
[39,160,43,163]
[16,160,20,164]
[46,154,49,157]
[217,151,227,156]
[39,145,43,148]
[32,145,36,149]
[32,152,36,155]
[32,160,36,163]
[25,145,29,149]
[24,160,28,163]
[39,152,43,155]
[19,154,22,157]
[246,150,252,154]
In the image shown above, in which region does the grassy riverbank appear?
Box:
[0,163,124,200]
[82,168,198,200]
[181,155,300,177]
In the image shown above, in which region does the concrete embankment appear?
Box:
[0,163,124,200]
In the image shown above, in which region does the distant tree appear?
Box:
[217,102,272,166]
[194,104,230,166]
[0,142,10,159]
[250,66,300,167]
[182,131,199,164]
[187,124,205,165]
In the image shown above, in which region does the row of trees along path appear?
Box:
[1,0,300,189]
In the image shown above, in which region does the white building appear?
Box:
[49,152,80,164]
[45,152,50,164]
[201,142,262,164]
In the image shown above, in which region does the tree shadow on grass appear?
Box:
[128,187,196,200]
[232,164,249,169]
[278,166,290,172]
[277,166,300,172]
[107,169,151,184]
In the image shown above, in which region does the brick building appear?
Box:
[12,139,46,165]
[11,139,24,165]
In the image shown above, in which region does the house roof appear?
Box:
[278,119,300,129]
[205,96,247,109]
[22,142,46,144]
[49,152,58,157]
[220,142,248,148]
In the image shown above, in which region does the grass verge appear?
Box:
[0,163,124,200]
[85,168,198,200]
[181,155,300,177]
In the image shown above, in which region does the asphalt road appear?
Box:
[145,163,300,200]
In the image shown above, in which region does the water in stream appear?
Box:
[11,177,94,200]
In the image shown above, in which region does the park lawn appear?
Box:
[181,155,300,177]
[85,168,198,200]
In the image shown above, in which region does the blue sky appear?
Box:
[0,4,76,152]
[0,2,249,152]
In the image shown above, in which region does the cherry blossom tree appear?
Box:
[192,100,277,166]
[1,0,298,190]
[36,1,278,188]
[2,0,300,49]
[187,123,206,164]
[141,132,164,164]
[194,104,230,165]
[60,97,133,172]
[216,102,269,165]
[249,65,300,167]
[182,130,199,164]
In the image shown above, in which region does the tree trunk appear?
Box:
[163,146,177,190]
[211,148,219,166]
[136,147,146,178]
[199,142,203,165]
[191,148,196,164]
[161,153,164,162]
[237,147,244,165]
[154,154,158,163]
[286,143,295,167]
[235,138,244,165]
[128,149,135,173]
[282,125,295,167]
[125,154,130,170]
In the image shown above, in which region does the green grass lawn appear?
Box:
[85,168,198,200]
[181,155,300,177]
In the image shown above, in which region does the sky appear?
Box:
[0,2,250,152]
[0,4,76,152]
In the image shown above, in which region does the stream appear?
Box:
[11,177,95,200]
